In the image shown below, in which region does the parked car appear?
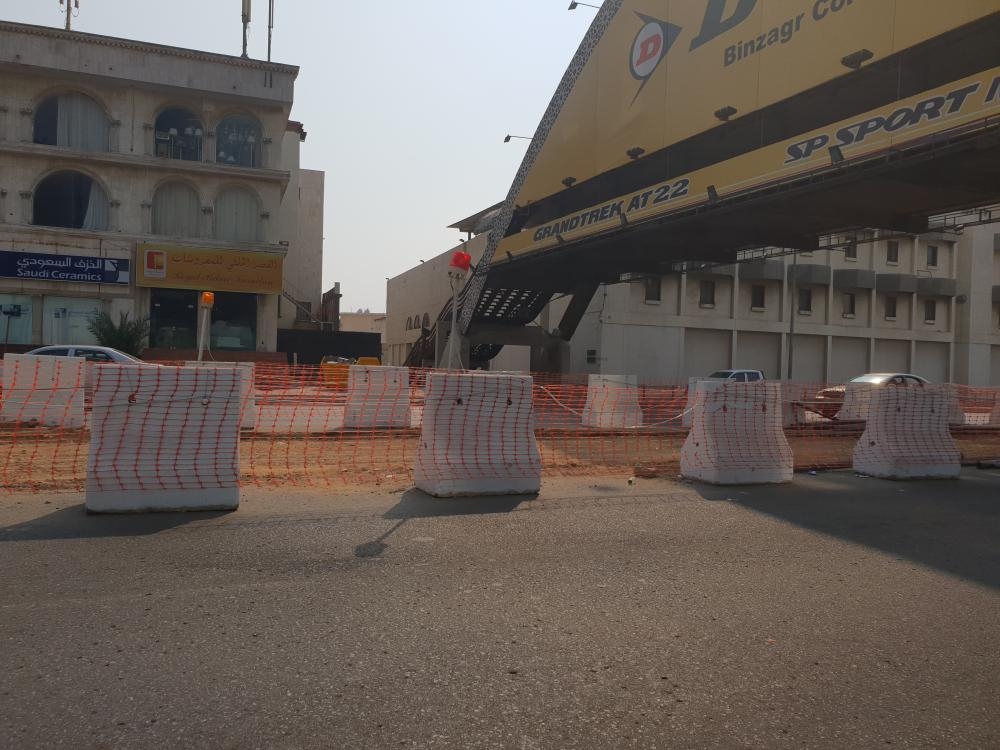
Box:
[706,369,765,382]
[810,372,930,420]
[24,345,147,394]
[25,345,142,364]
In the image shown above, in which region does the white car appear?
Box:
[24,345,148,394]
[25,345,143,364]
[707,369,765,382]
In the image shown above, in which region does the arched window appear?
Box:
[34,92,109,152]
[33,171,109,230]
[154,107,203,161]
[422,313,430,330]
[152,182,200,237]
[214,187,261,243]
[216,114,262,168]
[405,318,412,331]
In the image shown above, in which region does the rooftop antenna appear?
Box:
[241,0,251,58]
[267,0,274,61]
[59,0,79,31]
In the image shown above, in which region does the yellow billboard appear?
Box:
[502,65,1000,260]
[516,0,1000,206]
[136,244,284,294]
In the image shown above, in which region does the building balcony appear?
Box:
[0,141,290,185]
[833,268,876,289]
[737,259,785,282]
[787,263,831,285]
[876,273,918,294]
[917,277,958,297]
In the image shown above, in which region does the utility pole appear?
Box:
[787,253,797,380]
[241,0,251,58]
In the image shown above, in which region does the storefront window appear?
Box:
[42,297,100,345]
[210,292,256,351]
[0,295,33,346]
[149,290,256,351]
[150,288,198,349]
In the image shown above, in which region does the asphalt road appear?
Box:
[1,471,998,749]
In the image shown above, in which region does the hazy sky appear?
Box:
[4,1,593,311]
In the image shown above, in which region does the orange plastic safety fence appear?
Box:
[1,359,999,493]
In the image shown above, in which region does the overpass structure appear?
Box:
[410,1,1000,369]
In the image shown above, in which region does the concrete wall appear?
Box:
[274,129,324,328]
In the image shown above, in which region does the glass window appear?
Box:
[644,276,661,302]
[74,349,113,362]
[886,240,899,264]
[751,284,765,309]
[37,348,71,357]
[885,296,897,319]
[698,280,715,306]
[150,288,198,349]
[154,108,203,161]
[214,188,261,243]
[842,292,856,316]
[152,181,201,237]
[33,93,109,152]
[0,295,34,345]
[33,171,109,230]
[798,287,813,313]
[586,349,597,364]
[422,313,430,329]
[216,114,262,168]
[42,297,100,345]
[924,299,937,322]
[926,244,939,268]
[210,292,257,351]
[844,241,857,259]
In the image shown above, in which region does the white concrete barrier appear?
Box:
[86,365,242,512]
[185,361,257,429]
[582,374,643,428]
[415,372,541,497]
[0,354,85,428]
[853,386,961,479]
[836,381,873,421]
[344,365,410,428]
[680,381,793,484]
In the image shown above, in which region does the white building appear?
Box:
[384,225,1000,386]
[0,21,323,355]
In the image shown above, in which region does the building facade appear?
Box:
[384,225,1000,385]
[0,21,323,355]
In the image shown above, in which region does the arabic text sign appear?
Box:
[0,251,130,285]
[136,244,284,294]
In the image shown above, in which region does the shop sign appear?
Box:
[0,250,130,285]
[136,244,283,294]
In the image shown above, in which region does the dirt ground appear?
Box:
[2,425,999,493]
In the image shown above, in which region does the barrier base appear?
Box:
[415,476,540,498]
[85,487,240,513]
[853,459,960,480]
[681,465,793,485]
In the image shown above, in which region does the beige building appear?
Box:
[339,311,386,344]
[0,21,323,354]
[385,225,1000,385]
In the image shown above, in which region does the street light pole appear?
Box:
[787,253,797,380]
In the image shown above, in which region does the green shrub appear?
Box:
[86,311,150,357]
